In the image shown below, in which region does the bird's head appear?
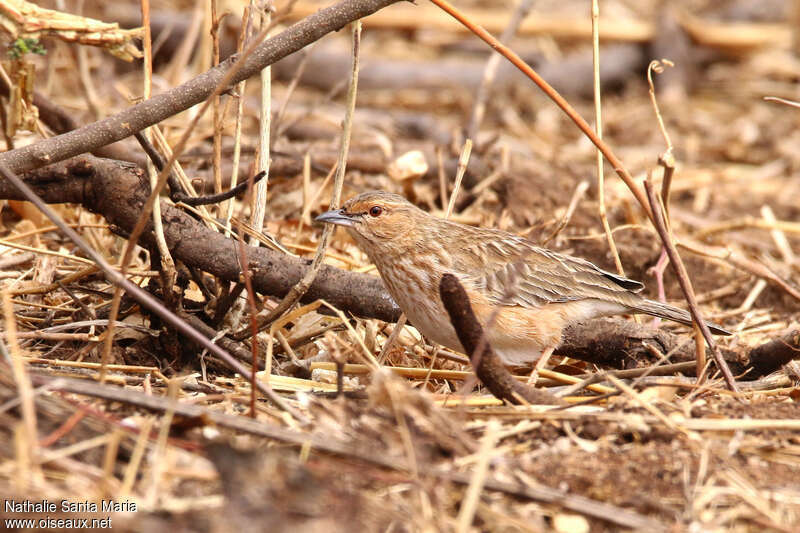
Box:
[315,191,423,251]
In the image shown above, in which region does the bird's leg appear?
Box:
[526,345,555,386]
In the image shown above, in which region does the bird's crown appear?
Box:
[342,191,413,215]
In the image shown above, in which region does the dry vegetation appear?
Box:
[1,0,799,531]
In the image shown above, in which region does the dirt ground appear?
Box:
[1,0,799,531]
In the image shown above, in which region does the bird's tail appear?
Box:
[634,299,731,336]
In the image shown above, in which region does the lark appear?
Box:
[317,191,729,365]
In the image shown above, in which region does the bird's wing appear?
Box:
[465,233,644,309]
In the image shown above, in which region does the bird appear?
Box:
[316,191,730,366]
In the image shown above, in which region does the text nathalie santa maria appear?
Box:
[5,499,137,513]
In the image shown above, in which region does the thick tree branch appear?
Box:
[6,155,400,322]
[0,0,402,174]
[439,273,563,405]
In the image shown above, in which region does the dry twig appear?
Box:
[439,273,564,405]
[644,179,738,393]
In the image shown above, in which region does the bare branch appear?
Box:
[5,155,401,322]
[0,0,402,174]
[439,273,563,405]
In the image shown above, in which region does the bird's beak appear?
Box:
[315,208,356,227]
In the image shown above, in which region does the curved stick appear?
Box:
[439,273,564,405]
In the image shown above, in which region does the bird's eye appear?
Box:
[369,206,383,217]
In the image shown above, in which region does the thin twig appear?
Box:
[376,314,407,364]
[224,4,254,233]
[644,179,739,392]
[456,420,500,533]
[685,240,800,302]
[646,60,676,311]
[761,205,796,264]
[211,0,224,218]
[145,378,178,504]
[242,20,362,336]
[647,59,676,213]
[250,3,273,243]
[132,131,185,197]
[445,139,472,218]
[591,0,626,277]
[148,127,216,229]
[135,129,267,206]
[274,42,317,138]
[226,3,275,333]
[542,180,589,246]
[235,212,261,418]
[2,292,38,470]
[174,171,268,206]
[140,0,175,286]
[73,8,101,121]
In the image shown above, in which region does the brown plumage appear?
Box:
[317,191,730,365]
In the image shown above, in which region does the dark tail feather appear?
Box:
[634,299,732,336]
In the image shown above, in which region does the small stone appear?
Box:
[552,513,590,533]
[387,150,428,181]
